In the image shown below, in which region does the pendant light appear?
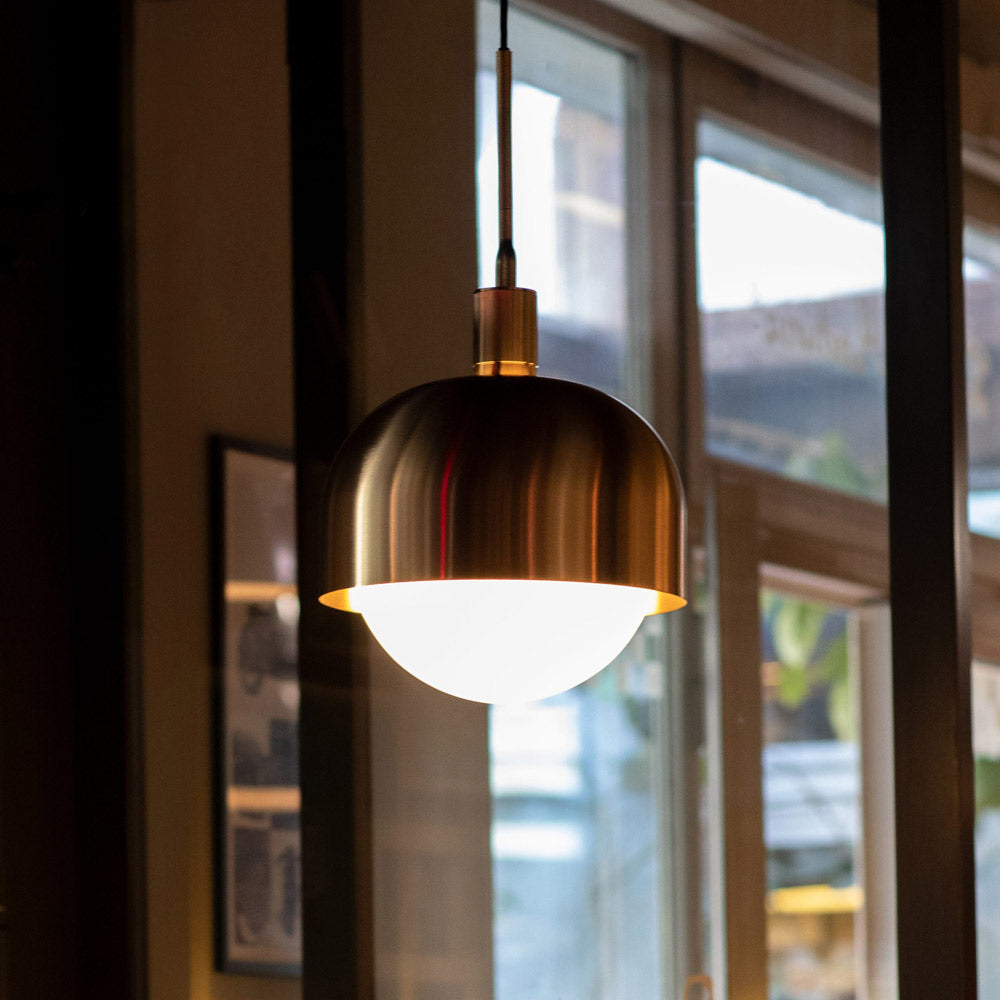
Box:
[319,0,687,704]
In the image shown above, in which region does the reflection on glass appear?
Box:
[974,662,1000,997]
[760,591,863,1000]
[220,446,302,972]
[476,0,630,397]
[964,229,1000,537]
[697,120,1000,532]
[696,120,887,500]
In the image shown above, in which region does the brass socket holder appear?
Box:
[473,286,538,376]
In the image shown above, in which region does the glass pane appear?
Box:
[476,7,676,999]
[974,661,1000,998]
[696,120,888,499]
[490,623,672,1000]
[965,228,1000,537]
[760,590,864,1000]
[477,0,630,398]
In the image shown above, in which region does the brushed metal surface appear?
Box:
[321,375,686,612]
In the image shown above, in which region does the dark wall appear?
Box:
[0,1,144,996]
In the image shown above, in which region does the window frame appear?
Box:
[677,24,1000,1000]
[512,0,682,450]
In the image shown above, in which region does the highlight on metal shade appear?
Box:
[319,375,686,702]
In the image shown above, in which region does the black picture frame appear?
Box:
[210,436,301,976]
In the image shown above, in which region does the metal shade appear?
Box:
[320,374,686,613]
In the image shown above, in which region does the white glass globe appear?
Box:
[347,579,659,703]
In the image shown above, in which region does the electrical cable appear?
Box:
[495,0,515,287]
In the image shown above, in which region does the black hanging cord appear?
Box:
[495,0,516,286]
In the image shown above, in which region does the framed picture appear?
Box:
[211,437,301,975]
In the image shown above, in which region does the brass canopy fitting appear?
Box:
[473,286,538,376]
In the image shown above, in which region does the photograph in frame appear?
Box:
[212,437,301,976]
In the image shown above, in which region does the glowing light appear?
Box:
[275,591,300,625]
[348,579,658,703]
[767,883,863,915]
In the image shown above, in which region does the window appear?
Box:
[760,590,866,1000]
[965,228,1000,538]
[476,0,632,397]
[975,661,1000,998]
[695,118,1000,535]
[476,5,689,999]
[695,120,887,500]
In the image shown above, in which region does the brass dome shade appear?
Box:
[320,374,686,612]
